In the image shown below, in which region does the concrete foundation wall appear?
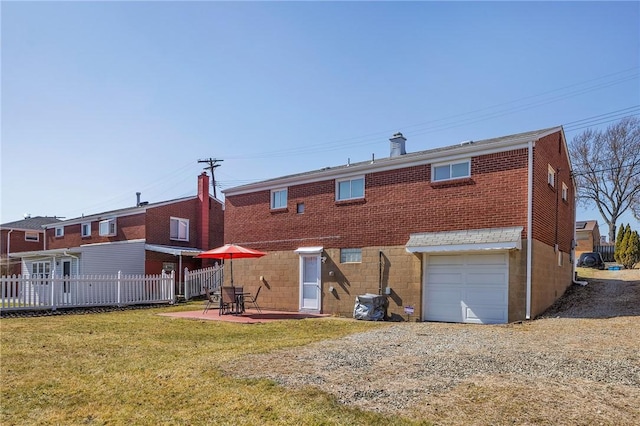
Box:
[530,239,573,318]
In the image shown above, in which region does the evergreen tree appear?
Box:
[626,231,640,269]
[614,223,626,264]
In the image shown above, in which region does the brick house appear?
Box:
[575,220,601,255]
[1,216,62,275]
[9,173,224,285]
[222,127,576,324]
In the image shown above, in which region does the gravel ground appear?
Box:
[224,269,640,425]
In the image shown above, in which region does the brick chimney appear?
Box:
[390,132,406,157]
[198,172,210,249]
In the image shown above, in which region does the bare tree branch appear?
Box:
[570,116,640,241]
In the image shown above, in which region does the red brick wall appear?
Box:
[145,197,224,249]
[531,132,575,253]
[1,229,46,275]
[46,214,146,249]
[225,148,530,251]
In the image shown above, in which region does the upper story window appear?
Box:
[81,222,91,238]
[336,176,364,201]
[170,217,189,241]
[548,165,556,187]
[25,232,39,242]
[99,218,117,237]
[340,248,362,263]
[55,226,64,238]
[432,159,471,182]
[270,188,287,210]
[562,183,568,201]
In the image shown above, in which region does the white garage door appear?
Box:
[423,253,508,324]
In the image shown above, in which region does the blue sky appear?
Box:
[2,1,639,234]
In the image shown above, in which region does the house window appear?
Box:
[562,183,568,201]
[81,223,91,238]
[99,218,117,237]
[432,159,471,182]
[31,261,50,284]
[55,226,64,238]
[336,177,364,201]
[170,217,189,241]
[340,248,362,263]
[271,188,287,209]
[548,165,555,187]
[297,203,305,214]
[25,232,39,242]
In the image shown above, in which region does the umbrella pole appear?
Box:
[230,253,234,287]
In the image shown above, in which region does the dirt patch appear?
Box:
[225,270,640,425]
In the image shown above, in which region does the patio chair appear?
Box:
[243,286,262,314]
[220,287,236,315]
[202,287,218,314]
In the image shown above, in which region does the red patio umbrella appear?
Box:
[196,243,266,286]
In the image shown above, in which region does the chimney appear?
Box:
[136,192,141,207]
[198,172,210,250]
[390,132,406,157]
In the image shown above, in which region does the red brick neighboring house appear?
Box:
[575,220,601,255]
[9,173,224,284]
[222,127,576,324]
[1,216,62,275]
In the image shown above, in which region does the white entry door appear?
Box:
[299,255,321,312]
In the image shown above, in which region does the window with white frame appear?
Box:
[81,222,91,237]
[548,165,555,187]
[336,176,364,201]
[55,226,64,237]
[432,159,471,182]
[270,188,287,209]
[562,182,568,201]
[340,248,362,263]
[170,217,189,241]
[31,261,50,284]
[25,232,39,242]
[99,218,117,237]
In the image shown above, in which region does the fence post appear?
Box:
[171,270,175,303]
[117,271,122,306]
[51,277,57,311]
[184,268,190,300]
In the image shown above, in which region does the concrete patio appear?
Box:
[159,308,331,324]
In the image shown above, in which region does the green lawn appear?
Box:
[1,303,424,425]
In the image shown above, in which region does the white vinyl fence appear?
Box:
[183,265,223,300]
[1,271,175,312]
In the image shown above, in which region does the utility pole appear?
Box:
[198,158,223,198]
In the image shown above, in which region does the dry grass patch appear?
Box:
[1,304,422,425]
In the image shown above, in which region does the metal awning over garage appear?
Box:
[405,227,523,253]
[144,244,203,257]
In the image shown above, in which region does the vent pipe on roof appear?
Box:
[390,132,406,157]
[136,192,141,207]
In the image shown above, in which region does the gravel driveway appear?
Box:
[225,269,640,425]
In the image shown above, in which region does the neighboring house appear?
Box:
[575,220,601,255]
[222,127,576,324]
[9,173,224,285]
[1,216,62,275]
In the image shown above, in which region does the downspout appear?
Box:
[526,141,533,320]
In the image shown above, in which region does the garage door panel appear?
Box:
[465,288,508,305]
[466,253,507,266]
[464,303,508,324]
[467,272,507,286]
[428,272,464,285]
[428,255,465,266]
[424,253,508,324]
